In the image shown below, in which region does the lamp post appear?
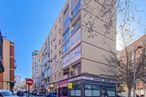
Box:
[133,46,143,97]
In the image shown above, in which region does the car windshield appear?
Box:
[1,91,13,96]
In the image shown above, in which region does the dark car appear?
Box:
[16,91,24,96]
[46,93,57,97]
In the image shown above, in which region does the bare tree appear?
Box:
[106,32,146,97]
[82,0,145,97]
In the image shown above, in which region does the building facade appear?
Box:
[0,39,15,90]
[14,75,21,91]
[32,50,39,89]
[120,35,146,96]
[49,0,116,85]
[32,0,116,96]
[0,32,4,73]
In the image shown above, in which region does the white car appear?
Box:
[0,90,18,97]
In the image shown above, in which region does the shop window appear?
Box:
[71,0,80,18]
[71,85,81,96]
[85,84,100,96]
[101,86,116,97]
[60,87,68,96]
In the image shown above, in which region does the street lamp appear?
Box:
[133,45,143,97]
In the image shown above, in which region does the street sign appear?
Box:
[26,78,33,86]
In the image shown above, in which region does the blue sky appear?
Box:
[0,0,65,80]
[0,0,145,80]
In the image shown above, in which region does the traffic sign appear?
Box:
[25,78,33,86]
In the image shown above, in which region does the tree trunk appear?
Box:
[128,88,132,97]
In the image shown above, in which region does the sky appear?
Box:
[0,0,65,80]
[0,0,146,80]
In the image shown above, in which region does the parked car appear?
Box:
[16,91,24,96]
[46,92,57,97]
[0,90,18,97]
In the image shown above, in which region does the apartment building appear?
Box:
[40,36,50,88]
[0,39,15,90]
[120,35,146,96]
[33,0,116,96]
[49,0,116,82]
[32,50,39,88]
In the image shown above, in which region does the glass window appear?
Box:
[63,41,70,53]
[71,21,80,35]
[63,54,70,65]
[64,4,69,15]
[71,31,81,46]
[85,84,100,96]
[71,0,80,18]
[70,46,81,60]
[102,87,116,96]
[71,85,81,96]
[63,16,70,33]
[60,87,68,96]
[63,29,70,42]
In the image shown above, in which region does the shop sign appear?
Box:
[68,82,73,89]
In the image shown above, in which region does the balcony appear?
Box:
[71,0,81,19]
[71,21,81,35]
[63,15,70,33]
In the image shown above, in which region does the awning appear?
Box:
[0,60,4,73]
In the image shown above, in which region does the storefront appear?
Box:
[57,73,117,97]
[58,80,69,97]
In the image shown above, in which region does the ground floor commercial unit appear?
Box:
[47,73,117,97]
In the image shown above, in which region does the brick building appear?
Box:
[0,39,15,90]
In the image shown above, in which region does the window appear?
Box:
[55,45,57,50]
[63,29,70,42]
[102,86,116,96]
[63,15,70,33]
[71,0,75,7]
[64,4,69,15]
[70,46,81,59]
[71,21,81,35]
[59,40,61,45]
[59,50,62,56]
[63,54,70,64]
[71,0,80,18]
[71,85,81,96]
[71,31,81,46]
[85,84,100,96]
[60,87,68,96]
[59,28,62,35]
[63,41,70,53]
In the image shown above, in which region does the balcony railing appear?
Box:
[71,22,81,35]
